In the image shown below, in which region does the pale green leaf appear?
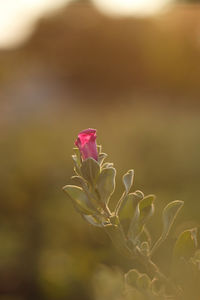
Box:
[150,200,184,256]
[128,194,155,242]
[80,157,100,185]
[173,228,197,260]
[97,167,116,204]
[63,185,95,215]
[136,273,151,290]
[123,169,134,194]
[125,269,140,287]
[162,200,184,238]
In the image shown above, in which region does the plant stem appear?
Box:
[135,246,179,296]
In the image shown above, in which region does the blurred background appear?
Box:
[1,0,200,299]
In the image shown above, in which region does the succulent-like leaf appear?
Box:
[173,228,198,260]
[162,200,184,238]
[138,194,155,222]
[128,194,155,243]
[71,175,88,189]
[63,185,95,215]
[125,269,140,287]
[151,278,165,296]
[123,169,134,194]
[80,157,100,185]
[136,273,151,290]
[150,200,184,256]
[97,167,116,204]
[119,192,141,220]
[118,192,143,234]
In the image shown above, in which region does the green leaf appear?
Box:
[63,185,95,215]
[98,153,108,165]
[128,194,155,243]
[173,228,197,260]
[125,269,140,287]
[118,191,144,233]
[97,167,116,204]
[115,188,143,216]
[162,200,184,238]
[80,158,100,185]
[136,273,151,290]
[123,169,134,194]
[71,175,88,189]
[151,278,165,296]
[119,192,142,220]
[150,200,184,256]
[139,194,155,221]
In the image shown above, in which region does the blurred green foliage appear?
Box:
[1,103,200,299]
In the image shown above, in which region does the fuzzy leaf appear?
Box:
[128,194,155,242]
[150,200,184,256]
[162,200,184,238]
[71,175,88,189]
[173,228,198,260]
[63,185,94,215]
[136,274,151,290]
[97,167,116,204]
[119,192,141,220]
[125,269,140,287]
[118,191,144,233]
[139,194,155,221]
[123,169,134,194]
[81,157,100,185]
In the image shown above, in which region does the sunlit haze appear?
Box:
[0,0,172,49]
[0,0,69,48]
[93,0,171,16]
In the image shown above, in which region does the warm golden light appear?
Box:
[0,0,172,48]
[0,0,69,48]
[93,0,171,16]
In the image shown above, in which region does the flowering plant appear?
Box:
[63,129,199,299]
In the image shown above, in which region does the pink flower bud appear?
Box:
[75,128,98,161]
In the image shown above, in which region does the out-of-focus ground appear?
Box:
[0,1,200,299]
